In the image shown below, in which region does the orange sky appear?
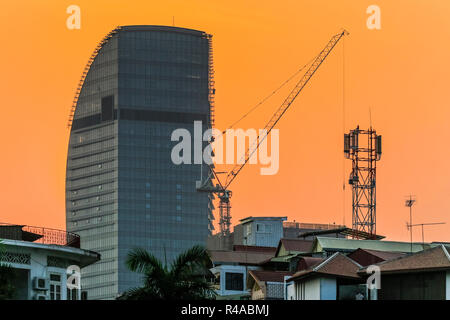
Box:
[1,0,450,242]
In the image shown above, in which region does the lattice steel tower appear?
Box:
[344,126,382,237]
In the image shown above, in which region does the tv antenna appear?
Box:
[407,222,446,247]
[405,195,416,253]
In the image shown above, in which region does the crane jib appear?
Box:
[224,30,348,189]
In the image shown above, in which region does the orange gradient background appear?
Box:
[1,0,449,242]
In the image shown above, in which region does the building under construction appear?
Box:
[66,25,215,299]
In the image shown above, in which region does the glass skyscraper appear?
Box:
[65,26,214,300]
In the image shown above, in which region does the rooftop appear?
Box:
[288,252,362,282]
[359,245,450,275]
[0,223,80,248]
[209,246,276,265]
[119,25,208,36]
[239,216,287,224]
[276,238,313,256]
[248,270,293,283]
[312,236,429,254]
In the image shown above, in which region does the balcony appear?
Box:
[0,223,80,248]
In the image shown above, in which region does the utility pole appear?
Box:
[405,195,416,253]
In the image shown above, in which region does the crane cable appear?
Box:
[220,56,317,135]
[342,34,346,226]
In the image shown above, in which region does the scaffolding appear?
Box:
[206,33,215,129]
[344,126,382,238]
[67,26,122,129]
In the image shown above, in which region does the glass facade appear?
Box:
[66,26,214,299]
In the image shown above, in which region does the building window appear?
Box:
[66,275,78,300]
[225,272,244,291]
[49,274,62,300]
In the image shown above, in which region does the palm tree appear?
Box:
[118,245,216,300]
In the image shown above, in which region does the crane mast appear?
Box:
[199,29,349,236]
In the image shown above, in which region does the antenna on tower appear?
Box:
[344,126,382,238]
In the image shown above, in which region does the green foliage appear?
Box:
[118,245,216,300]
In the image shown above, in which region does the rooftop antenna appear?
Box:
[405,195,416,253]
[172,16,175,26]
[407,222,446,247]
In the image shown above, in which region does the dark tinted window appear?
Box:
[101,95,114,121]
[225,272,243,291]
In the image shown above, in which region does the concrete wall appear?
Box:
[240,220,284,247]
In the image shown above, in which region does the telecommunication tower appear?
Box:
[344,126,382,238]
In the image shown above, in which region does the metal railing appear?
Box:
[0,223,80,248]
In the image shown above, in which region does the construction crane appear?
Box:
[197,29,349,236]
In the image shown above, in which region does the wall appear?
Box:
[239,219,284,247]
[445,271,450,300]
[320,278,337,300]
[214,265,260,297]
[379,271,446,300]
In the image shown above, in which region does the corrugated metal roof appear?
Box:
[313,237,430,253]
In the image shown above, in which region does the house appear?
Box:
[209,245,276,299]
[347,248,405,267]
[0,223,100,300]
[311,236,429,257]
[286,252,364,300]
[233,217,287,247]
[246,270,293,300]
[260,239,313,272]
[359,245,450,300]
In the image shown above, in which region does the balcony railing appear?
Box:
[0,223,80,248]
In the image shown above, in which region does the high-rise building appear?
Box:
[65,25,214,299]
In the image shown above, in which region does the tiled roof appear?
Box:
[233,245,277,254]
[209,250,274,265]
[288,253,362,282]
[248,270,293,283]
[359,249,406,261]
[280,238,313,253]
[359,245,450,274]
[297,257,324,271]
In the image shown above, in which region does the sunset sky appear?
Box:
[1,0,450,242]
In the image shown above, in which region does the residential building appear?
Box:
[261,239,313,271]
[311,236,429,257]
[347,248,405,267]
[358,245,450,300]
[286,253,363,300]
[0,223,99,300]
[65,25,214,299]
[246,270,292,300]
[284,222,346,240]
[233,217,287,247]
[209,245,276,299]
